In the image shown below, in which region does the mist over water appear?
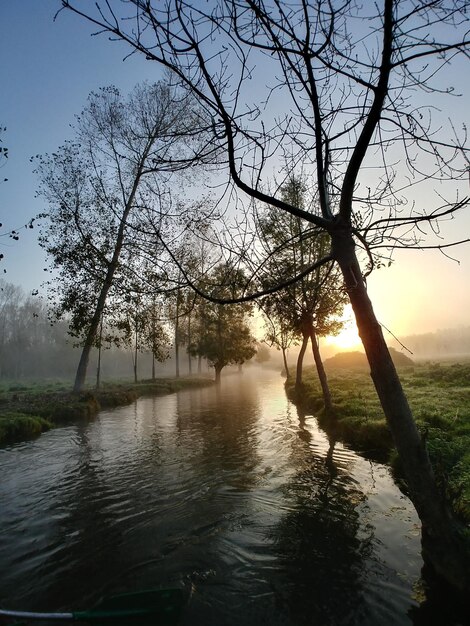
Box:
[0,371,458,625]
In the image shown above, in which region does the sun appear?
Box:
[325,306,362,351]
[330,325,362,350]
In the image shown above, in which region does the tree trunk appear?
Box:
[309,327,334,414]
[188,314,192,375]
[74,294,107,392]
[332,228,470,591]
[175,339,180,378]
[295,332,309,389]
[198,355,202,374]
[282,347,290,378]
[133,320,138,384]
[73,168,150,392]
[175,290,180,378]
[151,304,156,382]
[95,315,103,390]
[215,364,223,385]
[96,349,101,390]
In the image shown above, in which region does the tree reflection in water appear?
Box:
[269,409,374,625]
[2,372,465,625]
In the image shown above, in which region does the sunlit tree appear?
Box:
[189,264,257,383]
[141,299,171,382]
[258,177,346,409]
[165,233,219,377]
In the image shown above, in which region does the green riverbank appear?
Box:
[285,361,470,526]
[0,376,214,445]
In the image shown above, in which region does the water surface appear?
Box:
[0,371,461,624]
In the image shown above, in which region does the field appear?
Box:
[285,361,470,526]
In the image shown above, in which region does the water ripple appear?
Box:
[0,371,460,624]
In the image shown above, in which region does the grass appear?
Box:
[0,375,214,445]
[285,362,470,525]
[0,412,53,443]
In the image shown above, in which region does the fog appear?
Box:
[1,277,469,386]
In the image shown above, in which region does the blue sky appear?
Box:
[1,0,163,290]
[0,1,469,337]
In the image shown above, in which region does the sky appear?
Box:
[1,1,469,347]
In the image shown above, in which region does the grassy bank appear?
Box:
[0,376,214,445]
[285,362,470,525]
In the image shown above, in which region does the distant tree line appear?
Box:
[0,274,260,384]
[0,280,77,379]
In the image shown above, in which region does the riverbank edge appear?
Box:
[0,376,215,445]
[285,377,393,459]
[284,369,470,527]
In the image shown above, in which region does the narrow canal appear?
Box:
[0,371,461,625]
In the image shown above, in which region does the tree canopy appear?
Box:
[189,264,257,382]
[36,81,211,391]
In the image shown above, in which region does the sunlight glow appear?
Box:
[325,305,362,351]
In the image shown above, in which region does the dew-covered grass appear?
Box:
[286,361,470,524]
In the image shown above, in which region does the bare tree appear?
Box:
[59,1,470,590]
[0,279,78,379]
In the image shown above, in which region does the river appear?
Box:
[0,370,464,625]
